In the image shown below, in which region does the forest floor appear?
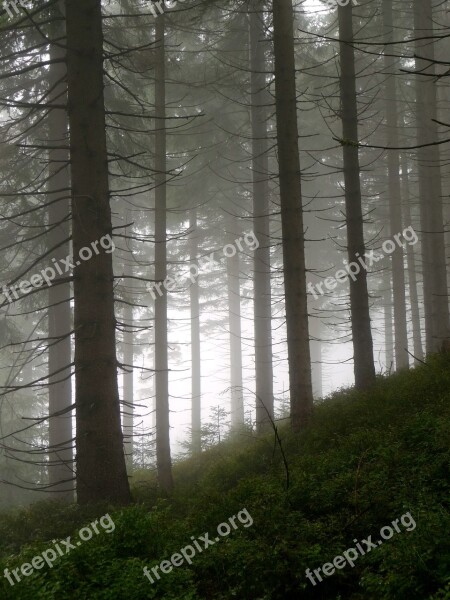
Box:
[0,354,449,599]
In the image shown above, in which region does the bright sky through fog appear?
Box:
[122,0,382,458]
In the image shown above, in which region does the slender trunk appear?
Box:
[154,9,173,493]
[227,220,244,430]
[383,271,394,373]
[122,259,134,474]
[65,0,131,504]
[48,4,73,500]
[400,153,424,363]
[189,208,201,453]
[309,317,323,399]
[439,78,450,267]
[272,0,313,431]
[250,5,274,431]
[413,0,450,352]
[383,0,408,369]
[338,3,376,388]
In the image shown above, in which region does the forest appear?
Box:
[0,0,449,598]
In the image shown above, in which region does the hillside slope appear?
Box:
[1,354,449,599]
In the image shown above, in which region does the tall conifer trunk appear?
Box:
[272,0,313,431]
[154,9,173,493]
[383,0,408,369]
[309,317,323,399]
[189,208,201,453]
[48,3,73,500]
[413,0,450,352]
[400,153,423,363]
[227,218,244,430]
[122,258,134,474]
[338,3,376,388]
[250,5,274,430]
[383,271,394,372]
[65,0,131,504]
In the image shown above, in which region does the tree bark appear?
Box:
[250,5,274,431]
[413,0,450,352]
[382,0,409,370]
[383,270,394,373]
[400,153,424,364]
[154,9,173,493]
[272,0,313,431]
[309,316,323,399]
[338,3,376,389]
[65,0,131,505]
[189,208,201,453]
[227,219,244,430]
[122,259,134,474]
[47,2,73,501]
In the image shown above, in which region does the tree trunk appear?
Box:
[272,0,313,431]
[338,3,376,389]
[65,0,131,505]
[400,153,424,364]
[227,219,244,430]
[413,0,450,352]
[154,9,173,493]
[189,208,201,453]
[250,5,274,431]
[383,0,409,370]
[309,317,323,399]
[122,259,134,474]
[383,271,394,373]
[47,3,73,501]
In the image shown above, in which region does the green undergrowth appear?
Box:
[0,354,449,599]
